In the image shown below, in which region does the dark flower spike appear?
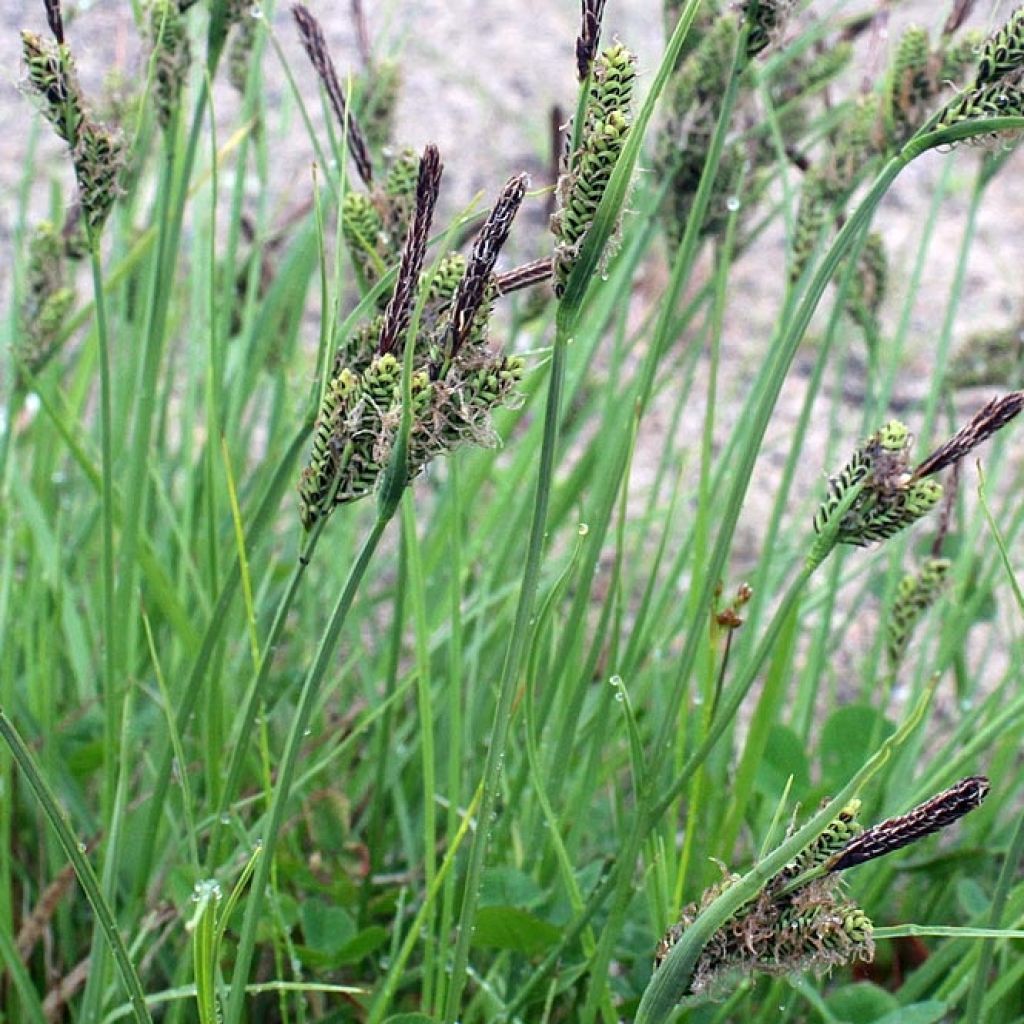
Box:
[576,0,608,81]
[943,0,979,37]
[293,3,374,188]
[911,392,1024,479]
[443,172,529,362]
[377,144,444,356]
[44,0,64,43]
[828,776,989,872]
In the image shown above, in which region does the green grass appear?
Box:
[4,1,1024,1023]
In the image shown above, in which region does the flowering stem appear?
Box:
[636,682,935,1023]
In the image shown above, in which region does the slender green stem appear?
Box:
[89,245,118,827]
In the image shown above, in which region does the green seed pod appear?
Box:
[331,314,386,377]
[936,71,1024,140]
[361,352,402,408]
[586,43,637,125]
[771,801,863,888]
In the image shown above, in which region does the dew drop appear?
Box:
[609,674,622,687]
[726,195,741,212]
[578,522,589,536]
[614,691,625,702]
[77,841,87,853]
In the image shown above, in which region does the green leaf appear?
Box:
[479,866,544,909]
[755,723,810,795]
[826,982,899,1023]
[383,1015,438,1024]
[471,906,561,955]
[299,899,356,957]
[957,877,990,917]
[336,925,388,964]
[820,706,894,790]
[876,1001,947,1024]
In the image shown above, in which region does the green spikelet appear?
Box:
[383,147,420,238]
[552,44,637,295]
[887,26,937,140]
[789,176,829,282]
[17,221,74,378]
[845,232,888,335]
[74,121,123,233]
[947,325,1024,389]
[771,801,864,888]
[423,252,465,310]
[887,557,951,669]
[361,352,402,408]
[741,0,794,60]
[975,7,1024,87]
[586,42,637,124]
[942,30,984,84]
[800,41,854,93]
[21,30,83,145]
[331,314,385,376]
[228,13,257,94]
[361,60,401,157]
[936,71,1024,136]
[298,368,363,528]
[149,0,191,127]
[342,191,388,296]
[825,93,881,191]
[812,420,943,557]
